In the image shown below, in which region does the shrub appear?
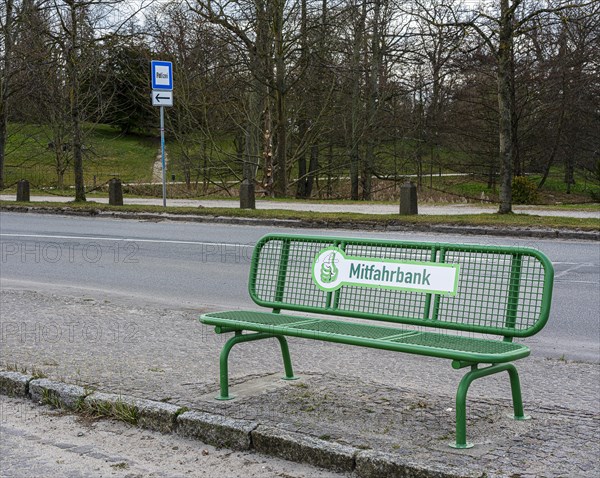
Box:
[512,176,539,204]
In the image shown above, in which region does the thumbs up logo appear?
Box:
[320,252,339,284]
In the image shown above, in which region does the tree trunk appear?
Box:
[327,143,333,199]
[295,0,309,199]
[241,1,272,195]
[538,97,565,189]
[487,161,497,189]
[296,145,307,198]
[0,0,15,190]
[0,112,7,191]
[306,144,318,197]
[362,0,381,201]
[67,1,86,202]
[538,27,568,190]
[57,169,65,190]
[72,110,85,201]
[349,0,366,200]
[273,0,287,197]
[510,35,521,178]
[262,103,274,195]
[497,0,514,214]
[245,1,270,189]
[565,148,575,194]
[244,90,261,183]
[296,118,307,198]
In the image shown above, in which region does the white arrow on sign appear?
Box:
[152,90,173,107]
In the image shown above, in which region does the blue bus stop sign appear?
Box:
[151,60,173,90]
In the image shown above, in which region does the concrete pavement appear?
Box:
[1,288,598,477]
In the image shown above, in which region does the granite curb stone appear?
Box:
[29,378,88,410]
[176,410,257,451]
[0,371,33,398]
[355,450,483,478]
[2,369,596,477]
[83,392,183,433]
[251,425,357,473]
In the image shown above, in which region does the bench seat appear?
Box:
[201,310,530,364]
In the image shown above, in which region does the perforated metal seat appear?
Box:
[202,310,530,363]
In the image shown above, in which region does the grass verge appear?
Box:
[2,200,598,231]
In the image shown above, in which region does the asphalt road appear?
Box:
[0,212,598,362]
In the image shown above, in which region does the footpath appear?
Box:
[1,194,599,218]
[1,288,599,477]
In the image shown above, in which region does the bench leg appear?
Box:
[217,332,297,400]
[451,363,529,449]
[274,335,299,382]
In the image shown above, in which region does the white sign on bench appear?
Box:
[312,246,460,295]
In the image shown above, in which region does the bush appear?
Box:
[512,176,539,204]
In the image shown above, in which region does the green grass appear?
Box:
[87,125,158,183]
[4,123,157,188]
[430,177,495,199]
[2,200,597,231]
[5,122,598,205]
[112,400,140,425]
[41,389,63,409]
[82,397,139,425]
[425,169,600,205]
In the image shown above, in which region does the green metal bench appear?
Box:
[200,234,554,448]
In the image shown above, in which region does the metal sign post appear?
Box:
[151,60,173,208]
[160,106,166,207]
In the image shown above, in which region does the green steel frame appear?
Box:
[201,234,554,448]
[247,234,554,338]
[450,360,529,448]
[215,330,298,400]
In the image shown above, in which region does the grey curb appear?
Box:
[355,450,480,478]
[176,410,257,451]
[84,392,183,433]
[29,378,88,410]
[0,371,33,398]
[251,425,357,473]
[2,205,597,241]
[0,371,480,477]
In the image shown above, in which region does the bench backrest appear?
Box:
[249,234,554,338]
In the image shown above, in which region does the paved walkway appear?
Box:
[1,288,598,477]
[2,194,599,219]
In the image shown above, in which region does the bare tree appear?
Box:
[410,0,594,211]
[188,0,277,198]
[0,0,17,189]
[41,0,148,201]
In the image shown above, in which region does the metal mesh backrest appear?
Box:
[249,234,554,338]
